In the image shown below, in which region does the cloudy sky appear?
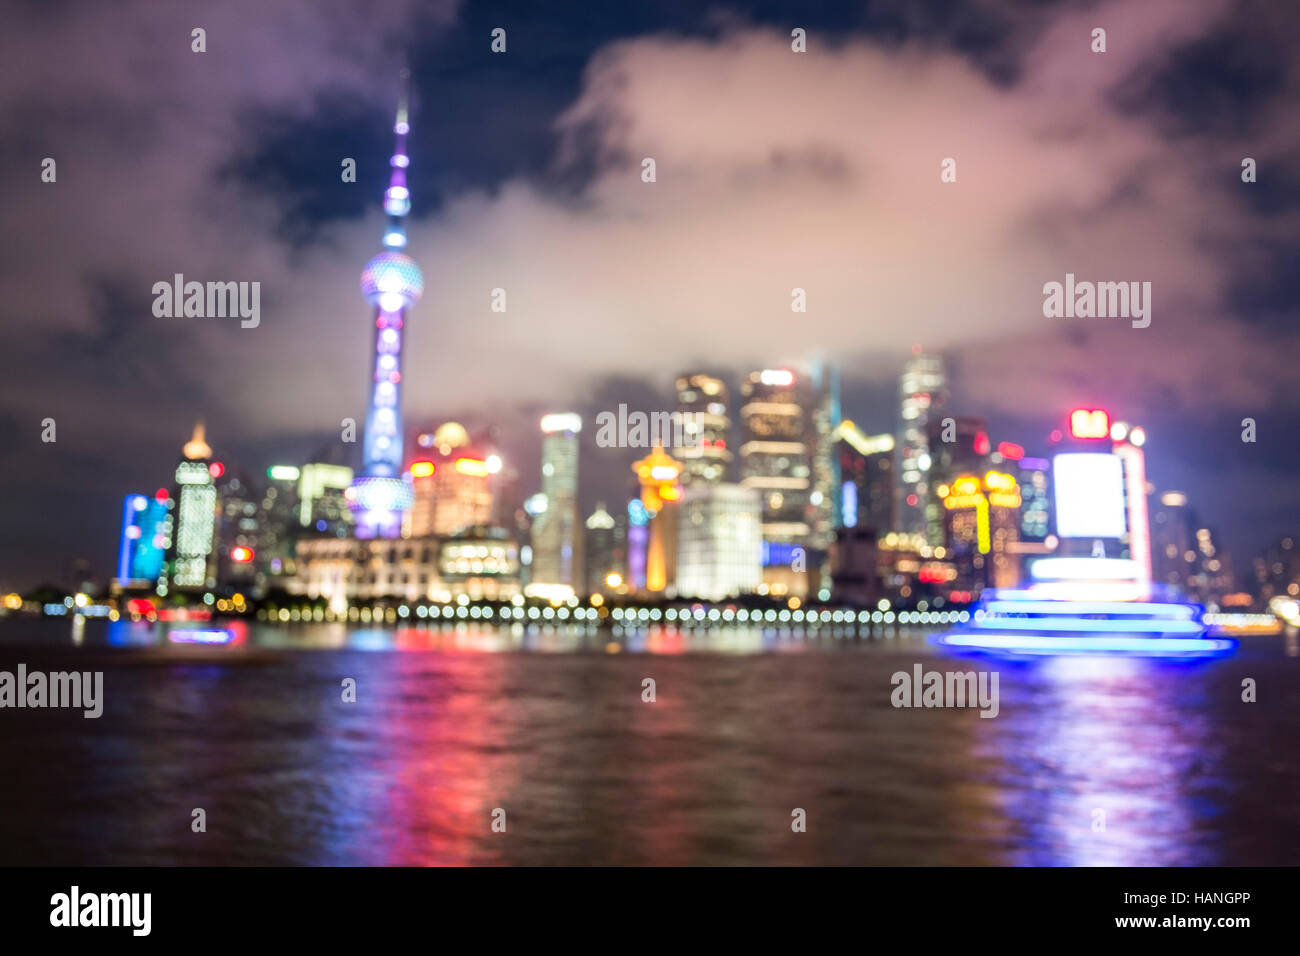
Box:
[1,0,1296,587]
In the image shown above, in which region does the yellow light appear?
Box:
[787,596,801,610]
[3,593,21,610]
[590,593,604,607]
[454,457,489,477]
[936,484,950,499]
[410,460,435,478]
[983,470,1016,492]
[976,498,990,554]
[74,593,89,607]
[951,476,980,497]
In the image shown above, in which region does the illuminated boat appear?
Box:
[932,558,1237,658]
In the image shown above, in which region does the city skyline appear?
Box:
[2,0,1298,588]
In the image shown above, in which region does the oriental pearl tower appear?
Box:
[347,69,424,538]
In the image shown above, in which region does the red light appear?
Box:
[231,546,254,563]
[1070,408,1110,439]
[906,494,919,506]
[209,462,225,478]
[974,432,990,456]
[716,439,726,449]
[1049,430,1063,443]
[155,488,169,502]
[997,442,1024,460]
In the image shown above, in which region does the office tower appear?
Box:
[1017,456,1052,542]
[297,463,354,534]
[115,493,171,588]
[674,373,732,485]
[632,445,683,593]
[169,423,218,591]
[1151,491,1197,593]
[584,502,623,594]
[940,470,1022,590]
[809,360,839,540]
[215,468,262,587]
[925,414,989,546]
[529,413,583,594]
[255,466,301,580]
[347,72,422,539]
[738,368,815,597]
[676,483,762,601]
[408,423,500,537]
[897,348,948,542]
[834,421,896,535]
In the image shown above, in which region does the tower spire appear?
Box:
[382,67,413,249]
[350,69,425,539]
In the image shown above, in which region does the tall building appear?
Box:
[926,414,989,546]
[169,423,218,591]
[834,421,895,535]
[1017,456,1052,542]
[632,445,683,593]
[347,72,422,539]
[897,348,948,542]
[940,470,1022,591]
[297,463,354,534]
[407,422,500,537]
[584,502,623,595]
[115,492,171,589]
[674,373,731,485]
[1151,491,1197,594]
[738,368,815,597]
[676,483,762,601]
[215,468,261,588]
[529,413,583,595]
[809,360,840,543]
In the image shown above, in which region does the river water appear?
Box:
[0,617,1296,865]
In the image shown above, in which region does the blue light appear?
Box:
[933,632,1236,658]
[981,599,1200,620]
[841,480,858,528]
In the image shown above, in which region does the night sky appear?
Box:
[1,0,1297,589]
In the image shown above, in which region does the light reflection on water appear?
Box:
[0,617,1294,865]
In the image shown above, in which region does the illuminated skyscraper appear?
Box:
[529,413,583,595]
[632,445,683,593]
[169,423,218,591]
[674,373,731,485]
[897,348,948,542]
[584,502,623,595]
[347,71,423,539]
[115,492,171,589]
[739,369,815,597]
[834,421,895,535]
[407,423,501,537]
[676,483,762,601]
[297,463,354,534]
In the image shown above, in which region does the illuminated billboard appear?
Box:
[1053,453,1126,539]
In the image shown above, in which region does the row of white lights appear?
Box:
[261,605,971,626]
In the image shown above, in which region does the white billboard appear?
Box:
[1052,453,1127,539]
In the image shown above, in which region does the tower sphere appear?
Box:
[360,251,424,309]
